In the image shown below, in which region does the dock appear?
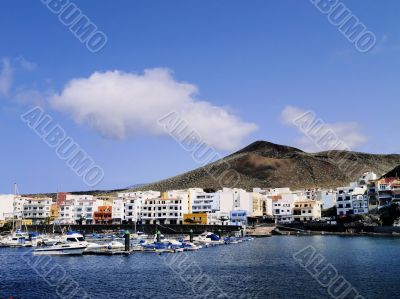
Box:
[83,249,135,256]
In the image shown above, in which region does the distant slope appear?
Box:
[130,141,400,192]
[381,165,400,178]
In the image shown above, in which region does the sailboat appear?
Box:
[0,184,33,247]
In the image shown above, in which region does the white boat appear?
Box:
[1,230,32,247]
[40,236,61,246]
[33,232,88,255]
[83,240,125,254]
[33,243,87,255]
[191,232,224,246]
[107,241,124,250]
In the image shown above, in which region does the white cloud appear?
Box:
[49,68,257,151]
[0,58,13,96]
[281,105,368,152]
[15,56,37,71]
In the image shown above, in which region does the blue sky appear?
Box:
[0,0,399,194]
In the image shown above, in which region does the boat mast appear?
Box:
[12,183,16,232]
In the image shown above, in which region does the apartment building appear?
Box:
[111,198,125,224]
[58,194,99,224]
[218,188,252,213]
[336,183,368,216]
[49,204,59,222]
[375,178,400,208]
[293,200,322,222]
[141,193,189,225]
[251,192,264,217]
[23,197,52,224]
[230,210,249,226]
[122,191,161,223]
[72,196,100,224]
[59,200,75,224]
[189,188,220,214]
[207,211,230,225]
[272,193,296,223]
[94,206,112,224]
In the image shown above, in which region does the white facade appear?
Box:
[112,198,125,223]
[73,198,100,224]
[189,188,220,214]
[23,197,52,224]
[336,183,368,216]
[218,188,252,214]
[293,200,322,222]
[0,194,14,221]
[59,200,75,224]
[272,193,296,223]
[125,198,143,223]
[121,191,161,223]
[320,190,337,209]
[13,197,27,220]
[141,192,189,225]
[358,171,377,186]
[207,211,230,225]
[58,194,99,224]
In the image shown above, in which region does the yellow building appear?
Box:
[251,193,264,217]
[49,204,60,222]
[22,219,32,226]
[183,213,208,224]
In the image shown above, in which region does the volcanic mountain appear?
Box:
[381,165,400,178]
[130,141,400,192]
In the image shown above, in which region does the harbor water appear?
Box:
[1,235,399,299]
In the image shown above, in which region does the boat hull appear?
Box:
[33,246,86,256]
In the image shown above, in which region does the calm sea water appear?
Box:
[0,236,399,299]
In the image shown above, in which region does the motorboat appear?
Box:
[33,242,87,255]
[33,232,88,255]
[0,230,32,247]
[191,232,224,246]
[83,240,125,253]
[181,241,201,251]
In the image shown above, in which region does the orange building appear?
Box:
[94,206,112,224]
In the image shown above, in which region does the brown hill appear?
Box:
[131,141,400,192]
[381,165,400,178]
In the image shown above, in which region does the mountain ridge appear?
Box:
[129,140,400,192]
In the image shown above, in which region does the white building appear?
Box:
[23,197,52,224]
[336,183,368,216]
[358,171,377,186]
[189,188,220,214]
[73,197,100,224]
[112,198,125,224]
[319,190,337,210]
[13,196,27,220]
[218,188,252,213]
[121,191,161,223]
[293,200,322,222]
[272,193,297,223]
[59,200,75,224]
[0,194,15,221]
[207,211,230,225]
[141,191,189,225]
[58,194,99,224]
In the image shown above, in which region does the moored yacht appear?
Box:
[0,230,32,247]
[33,232,88,255]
